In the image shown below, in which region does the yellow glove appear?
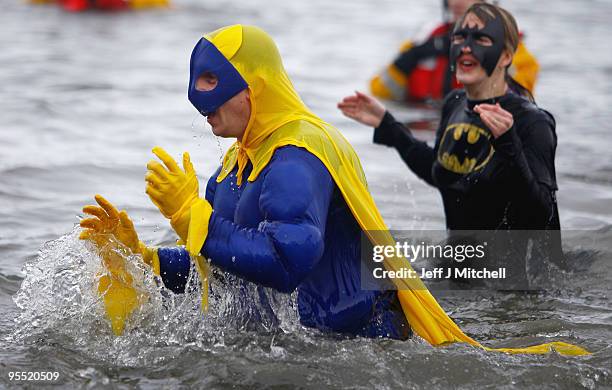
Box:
[145,147,213,312]
[79,195,159,335]
[80,195,140,253]
[80,194,158,271]
[145,147,200,242]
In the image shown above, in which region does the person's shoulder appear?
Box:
[267,145,330,178]
[271,145,317,162]
[260,145,333,216]
[441,89,466,113]
[503,94,556,141]
[506,94,555,129]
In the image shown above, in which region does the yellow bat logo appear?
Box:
[437,123,494,174]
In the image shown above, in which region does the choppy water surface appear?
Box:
[1,0,611,388]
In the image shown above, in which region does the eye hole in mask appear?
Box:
[452,32,466,45]
[452,31,494,47]
[196,72,219,92]
[472,32,493,46]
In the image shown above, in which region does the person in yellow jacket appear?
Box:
[79,24,587,356]
[371,0,539,102]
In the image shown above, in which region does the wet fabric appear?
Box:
[158,145,411,339]
[188,38,248,116]
[160,24,587,354]
[374,90,559,230]
[200,25,325,187]
[157,247,191,294]
[369,90,586,353]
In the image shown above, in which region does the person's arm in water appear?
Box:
[157,148,334,294]
[338,91,456,187]
[475,103,558,223]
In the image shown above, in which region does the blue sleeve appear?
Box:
[157,247,191,294]
[155,166,222,295]
[202,149,334,293]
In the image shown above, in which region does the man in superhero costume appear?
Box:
[78,23,589,357]
[82,24,412,339]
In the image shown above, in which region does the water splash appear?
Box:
[215,135,224,161]
[190,112,224,159]
[11,227,301,366]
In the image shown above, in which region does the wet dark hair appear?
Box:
[456,2,535,102]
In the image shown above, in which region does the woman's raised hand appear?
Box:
[474,103,514,139]
[337,91,387,128]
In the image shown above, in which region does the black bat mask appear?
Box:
[450,16,506,76]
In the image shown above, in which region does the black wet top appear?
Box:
[374,90,560,231]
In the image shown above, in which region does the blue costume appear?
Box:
[157,146,410,339]
[150,25,410,339]
[83,23,590,355]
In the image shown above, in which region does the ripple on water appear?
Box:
[1,228,609,388]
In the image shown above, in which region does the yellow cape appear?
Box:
[199,24,589,356]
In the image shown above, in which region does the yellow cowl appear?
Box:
[204,24,325,185]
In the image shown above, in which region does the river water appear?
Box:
[1,0,611,388]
